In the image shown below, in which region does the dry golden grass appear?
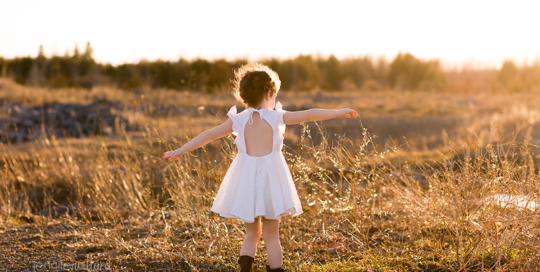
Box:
[1,81,540,271]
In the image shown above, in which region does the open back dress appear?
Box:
[210,102,303,223]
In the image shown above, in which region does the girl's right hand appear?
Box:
[338,108,358,118]
[162,149,185,161]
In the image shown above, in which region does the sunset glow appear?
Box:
[2,0,540,68]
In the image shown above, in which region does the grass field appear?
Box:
[1,79,540,271]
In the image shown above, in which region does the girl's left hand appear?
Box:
[338,108,358,118]
[162,149,184,161]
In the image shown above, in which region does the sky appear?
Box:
[1,0,540,69]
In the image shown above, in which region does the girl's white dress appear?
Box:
[210,102,303,223]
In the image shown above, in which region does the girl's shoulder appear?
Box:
[275,102,287,117]
[227,105,251,120]
[227,105,238,119]
[275,101,285,112]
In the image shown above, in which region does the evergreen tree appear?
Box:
[83,42,93,60]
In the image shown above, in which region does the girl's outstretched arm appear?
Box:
[283,108,358,125]
[162,119,233,161]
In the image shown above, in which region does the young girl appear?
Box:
[162,63,358,272]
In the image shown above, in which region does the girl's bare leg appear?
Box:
[262,217,283,269]
[240,216,262,257]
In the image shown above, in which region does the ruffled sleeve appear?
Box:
[227,105,239,136]
[275,102,287,136]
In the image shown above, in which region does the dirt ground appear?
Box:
[0,218,193,272]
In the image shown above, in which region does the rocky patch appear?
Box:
[0,98,139,143]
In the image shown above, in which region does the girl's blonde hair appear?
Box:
[231,63,281,108]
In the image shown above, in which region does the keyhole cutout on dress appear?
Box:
[244,112,273,157]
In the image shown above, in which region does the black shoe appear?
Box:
[238,255,254,272]
[266,265,285,272]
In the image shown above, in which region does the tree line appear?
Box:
[0,43,538,93]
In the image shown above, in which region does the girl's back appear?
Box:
[244,111,273,157]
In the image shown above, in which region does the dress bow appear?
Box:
[247,108,264,125]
